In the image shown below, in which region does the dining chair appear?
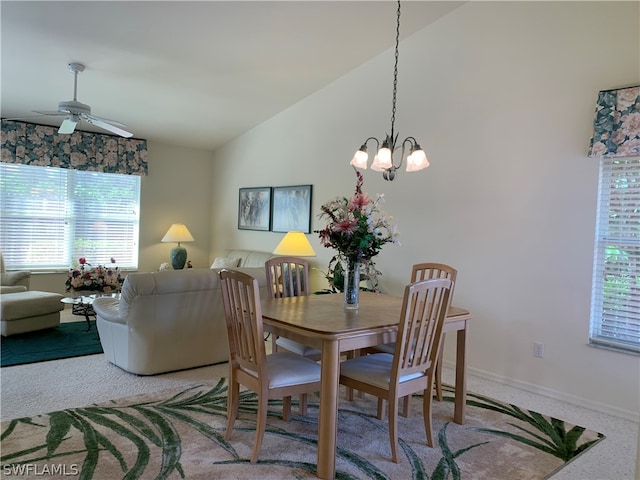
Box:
[410,263,457,401]
[265,257,321,414]
[265,256,321,360]
[218,268,321,463]
[365,262,457,415]
[339,277,452,463]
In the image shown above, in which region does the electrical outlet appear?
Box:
[534,342,544,358]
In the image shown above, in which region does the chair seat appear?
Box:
[340,353,424,390]
[275,337,321,358]
[266,351,321,388]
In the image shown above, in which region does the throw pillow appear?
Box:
[211,257,240,269]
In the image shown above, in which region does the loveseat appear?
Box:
[93,250,274,375]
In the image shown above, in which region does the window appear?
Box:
[0,163,140,271]
[590,157,640,354]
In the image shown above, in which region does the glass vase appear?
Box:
[343,258,360,310]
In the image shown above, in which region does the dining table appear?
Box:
[261,291,472,480]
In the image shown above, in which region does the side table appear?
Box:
[61,293,119,331]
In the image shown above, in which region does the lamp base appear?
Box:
[170,246,188,270]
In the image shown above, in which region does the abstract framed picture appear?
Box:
[238,187,271,231]
[271,184,313,233]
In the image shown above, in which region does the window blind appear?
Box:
[0,163,140,271]
[590,157,640,354]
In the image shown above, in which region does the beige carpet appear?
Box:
[0,378,603,480]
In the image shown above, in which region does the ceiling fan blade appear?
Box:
[85,113,128,128]
[84,115,133,138]
[58,118,77,134]
[33,110,67,116]
[3,113,50,121]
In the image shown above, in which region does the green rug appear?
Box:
[0,380,604,479]
[1,321,102,367]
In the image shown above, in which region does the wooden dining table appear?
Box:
[261,291,472,480]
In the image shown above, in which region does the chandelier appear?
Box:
[349,0,429,181]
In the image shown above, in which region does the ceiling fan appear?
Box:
[32,63,133,138]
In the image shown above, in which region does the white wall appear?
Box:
[138,141,214,272]
[210,2,640,418]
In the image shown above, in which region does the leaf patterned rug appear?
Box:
[0,379,604,479]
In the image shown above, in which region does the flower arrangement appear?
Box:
[65,257,124,294]
[316,169,399,294]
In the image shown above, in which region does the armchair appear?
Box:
[0,252,31,294]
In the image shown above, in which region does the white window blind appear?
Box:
[590,157,640,354]
[0,163,140,271]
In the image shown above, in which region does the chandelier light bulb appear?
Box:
[370,153,383,171]
[376,145,393,168]
[350,147,369,169]
[406,147,429,172]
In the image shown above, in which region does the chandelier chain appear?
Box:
[390,0,401,142]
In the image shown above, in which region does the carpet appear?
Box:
[0,380,604,480]
[1,321,102,367]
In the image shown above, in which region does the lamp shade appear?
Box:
[273,232,316,257]
[350,149,369,169]
[406,148,429,172]
[161,224,194,244]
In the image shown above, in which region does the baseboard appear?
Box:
[444,361,639,422]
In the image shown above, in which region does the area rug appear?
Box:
[1,321,102,367]
[0,381,604,480]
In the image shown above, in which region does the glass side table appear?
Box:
[61,293,120,331]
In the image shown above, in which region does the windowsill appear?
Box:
[588,341,639,357]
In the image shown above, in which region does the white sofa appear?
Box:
[93,250,274,375]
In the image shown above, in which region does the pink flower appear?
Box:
[78,257,87,265]
[349,193,370,210]
[334,219,358,234]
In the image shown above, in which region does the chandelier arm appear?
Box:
[362,137,380,149]
[391,140,408,170]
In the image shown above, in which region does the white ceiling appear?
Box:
[1,1,462,151]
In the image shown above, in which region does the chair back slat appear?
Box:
[393,278,452,379]
[265,256,310,299]
[411,262,457,307]
[219,269,266,375]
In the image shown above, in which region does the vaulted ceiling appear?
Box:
[1,1,462,151]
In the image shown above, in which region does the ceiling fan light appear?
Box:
[406,148,429,172]
[350,147,369,169]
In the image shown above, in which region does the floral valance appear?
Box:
[588,85,640,158]
[0,120,148,175]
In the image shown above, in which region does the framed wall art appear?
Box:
[271,184,313,233]
[238,187,271,231]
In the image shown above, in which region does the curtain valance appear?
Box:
[588,85,640,158]
[0,120,148,175]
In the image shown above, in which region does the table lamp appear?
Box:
[273,231,316,257]
[161,223,194,269]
